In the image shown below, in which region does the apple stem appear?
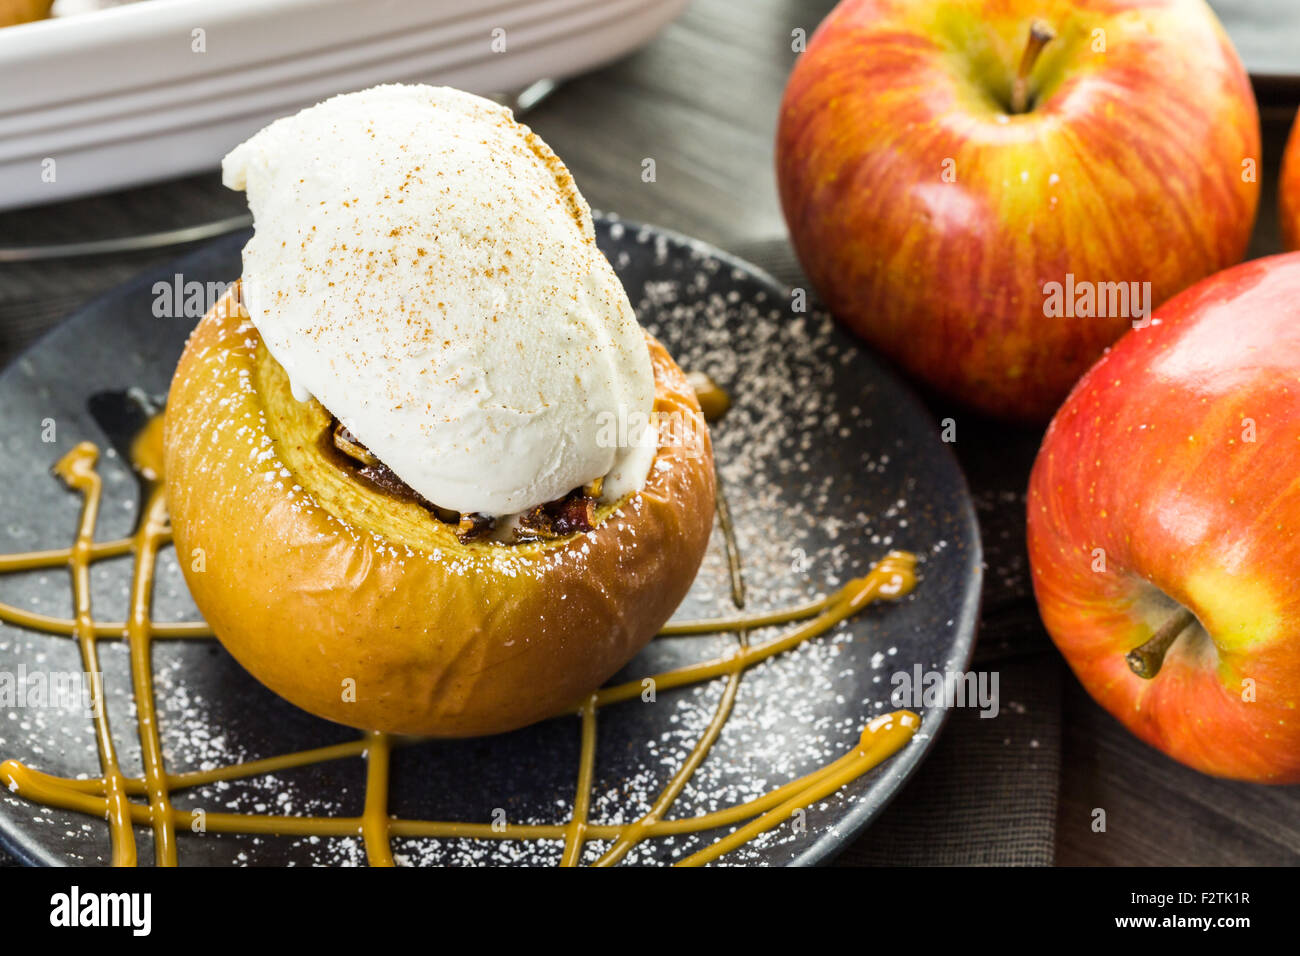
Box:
[1010,19,1056,114]
[1125,607,1196,680]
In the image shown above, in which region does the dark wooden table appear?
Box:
[1,0,1297,866]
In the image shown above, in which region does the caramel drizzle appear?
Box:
[0,421,919,867]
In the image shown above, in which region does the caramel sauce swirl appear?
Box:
[0,416,919,866]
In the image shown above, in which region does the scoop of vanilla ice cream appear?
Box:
[221,84,657,518]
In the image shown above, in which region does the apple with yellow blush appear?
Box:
[1028,254,1300,783]
[776,0,1260,421]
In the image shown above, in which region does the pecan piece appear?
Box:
[355,460,435,510]
[552,495,597,535]
[514,490,597,541]
[456,512,496,542]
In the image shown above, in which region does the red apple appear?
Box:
[776,0,1260,421]
[1027,253,1300,783]
[1279,110,1300,252]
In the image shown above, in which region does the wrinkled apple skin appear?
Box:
[777,0,1260,421]
[1028,254,1300,783]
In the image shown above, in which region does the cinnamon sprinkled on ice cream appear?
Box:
[222,84,656,517]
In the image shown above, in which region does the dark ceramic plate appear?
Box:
[0,216,980,866]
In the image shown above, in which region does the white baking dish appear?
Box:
[0,0,688,210]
